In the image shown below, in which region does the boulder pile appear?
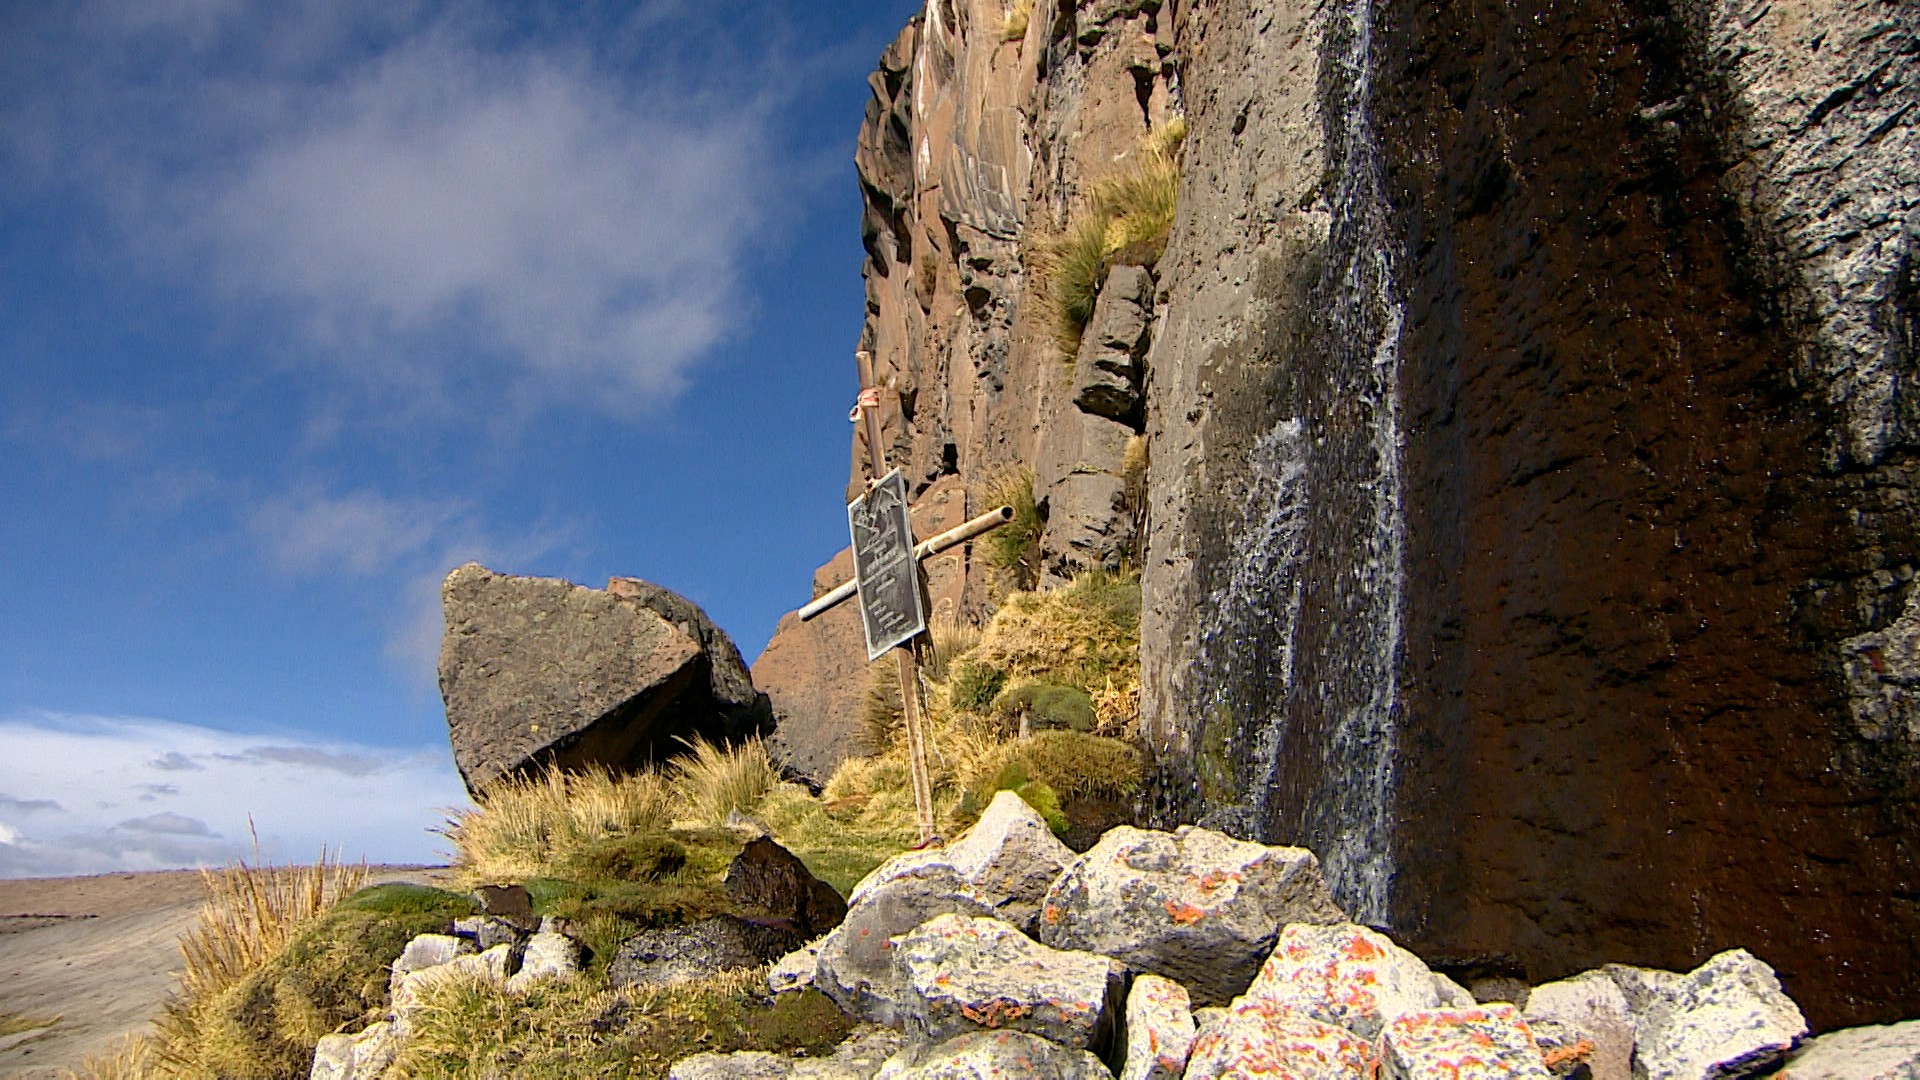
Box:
[311,793,1920,1079]
[675,792,1913,1080]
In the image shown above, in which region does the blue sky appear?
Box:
[0,0,919,876]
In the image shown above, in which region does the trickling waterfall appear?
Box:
[1189,0,1406,926]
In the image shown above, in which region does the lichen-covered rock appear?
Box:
[1244,922,1460,1040]
[851,790,1076,934]
[814,879,999,1025]
[889,914,1125,1051]
[1182,996,1378,1079]
[875,1030,1114,1079]
[1778,1018,1920,1079]
[608,916,800,989]
[1118,973,1195,1080]
[1379,1005,1551,1079]
[505,931,582,993]
[669,1051,794,1080]
[1608,950,1808,1080]
[1524,970,1633,1080]
[1037,824,1344,1005]
[309,1021,399,1080]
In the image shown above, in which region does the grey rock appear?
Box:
[875,1030,1113,1079]
[1607,950,1808,1080]
[670,1051,794,1080]
[1525,970,1635,1080]
[309,1021,400,1080]
[1037,824,1344,1004]
[1072,264,1154,425]
[1244,922,1460,1040]
[605,574,764,722]
[1118,973,1194,1080]
[1779,1018,1920,1078]
[1035,407,1137,584]
[608,916,801,989]
[505,931,582,993]
[438,563,768,795]
[452,915,525,952]
[388,933,474,995]
[391,944,519,1034]
[890,914,1126,1050]
[814,878,999,1026]
[850,790,1076,934]
[1431,971,1478,1009]
[769,941,821,996]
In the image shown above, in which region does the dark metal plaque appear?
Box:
[848,468,926,660]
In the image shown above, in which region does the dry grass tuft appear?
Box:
[173,846,369,1009]
[1038,118,1187,356]
[63,1034,158,1080]
[667,735,778,829]
[976,466,1042,590]
[960,569,1141,694]
[1002,0,1032,41]
[440,764,673,883]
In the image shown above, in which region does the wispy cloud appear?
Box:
[0,710,467,878]
[1,1,777,422]
[250,490,460,577]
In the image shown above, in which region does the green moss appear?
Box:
[335,883,477,918]
[993,679,1096,732]
[560,832,688,883]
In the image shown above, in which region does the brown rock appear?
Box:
[723,836,847,939]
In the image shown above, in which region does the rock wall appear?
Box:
[1141,0,1919,1030]
[769,0,1917,1028]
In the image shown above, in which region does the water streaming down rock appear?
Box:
[1184,0,1406,924]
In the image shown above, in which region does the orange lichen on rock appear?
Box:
[1165,899,1208,925]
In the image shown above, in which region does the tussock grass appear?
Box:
[1002,0,1032,41]
[859,619,986,753]
[1038,118,1187,356]
[172,848,369,1014]
[668,736,777,829]
[1,1012,59,1038]
[389,967,853,1079]
[961,569,1141,694]
[963,730,1143,804]
[976,466,1042,589]
[440,764,673,883]
[63,1034,157,1080]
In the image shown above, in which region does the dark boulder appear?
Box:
[607,915,804,989]
[723,836,847,939]
[438,563,770,796]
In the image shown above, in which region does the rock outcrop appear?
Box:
[439,563,768,794]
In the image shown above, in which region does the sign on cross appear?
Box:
[799,351,1013,846]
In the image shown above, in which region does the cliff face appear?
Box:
[762,0,1919,1028]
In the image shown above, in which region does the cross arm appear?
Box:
[797,504,1015,622]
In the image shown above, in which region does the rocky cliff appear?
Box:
[759,0,1918,1029]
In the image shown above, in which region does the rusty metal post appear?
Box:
[856,350,938,845]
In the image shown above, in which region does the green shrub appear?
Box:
[560,832,687,883]
[961,763,1069,835]
[947,659,1009,715]
[993,679,1097,732]
[965,731,1143,804]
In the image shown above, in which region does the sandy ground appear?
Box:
[0,866,455,1079]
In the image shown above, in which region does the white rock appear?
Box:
[387,932,474,994]
[1038,824,1344,1005]
[770,941,821,996]
[1608,950,1808,1080]
[889,913,1125,1050]
[1118,973,1195,1080]
[669,1050,794,1079]
[1778,1018,1920,1079]
[1525,969,1634,1080]
[505,931,581,993]
[849,790,1076,933]
[309,1020,399,1080]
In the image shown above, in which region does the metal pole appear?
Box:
[856,351,938,846]
[798,504,1015,622]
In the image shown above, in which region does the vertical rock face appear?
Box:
[810,0,1918,1031]
[1138,0,1919,1031]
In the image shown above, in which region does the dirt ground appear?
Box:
[0,866,454,1079]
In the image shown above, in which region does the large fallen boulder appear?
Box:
[438,562,769,794]
[1037,824,1345,1004]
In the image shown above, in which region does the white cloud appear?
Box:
[250,489,460,577]
[0,710,469,878]
[2,2,774,421]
